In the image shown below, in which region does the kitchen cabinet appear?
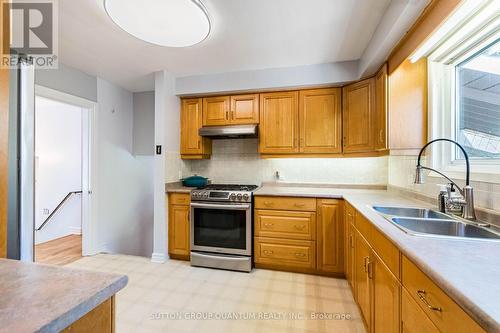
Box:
[180,98,211,159]
[316,199,344,274]
[388,58,428,154]
[202,94,259,126]
[344,203,356,289]
[299,88,342,154]
[354,229,372,327]
[202,96,230,126]
[402,256,485,333]
[168,193,191,260]
[254,237,316,272]
[254,209,316,241]
[230,94,259,124]
[62,297,114,333]
[401,288,439,333]
[342,78,376,153]
[375,63,388,151]
[372,252,400,333]
[258,91,299,154]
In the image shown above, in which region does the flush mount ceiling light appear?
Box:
[104,0,211,47]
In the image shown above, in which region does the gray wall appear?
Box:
[35,63,98,102]
[133,91,155,155]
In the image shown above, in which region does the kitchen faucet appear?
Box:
[414,138,480,223]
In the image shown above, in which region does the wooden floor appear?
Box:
[35,234,82,265]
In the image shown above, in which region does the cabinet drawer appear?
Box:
[254,237,316,270]
[169,193,190,206]
[401,287,439,333]
[402,256,484,333]
[254,196,316,211]
[254,210,316,240]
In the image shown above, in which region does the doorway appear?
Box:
[33,86,96,265]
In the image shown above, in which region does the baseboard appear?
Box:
[151,252,166,263]
[68,226,82,235]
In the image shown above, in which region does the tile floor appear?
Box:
[66,254,366,333]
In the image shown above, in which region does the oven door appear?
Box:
[190,202,251,256]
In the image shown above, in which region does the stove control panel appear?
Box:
[191,190,253,202]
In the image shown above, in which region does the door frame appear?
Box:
[34,85,98,256]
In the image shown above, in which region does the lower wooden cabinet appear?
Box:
[354,229,372,327]
[254,237,316,272]
[167,193,191,260]
[372,252,401,333]
[316,199,344,274]
[62,297,114,333]
[401,288,439,333]
[344,203,356,288]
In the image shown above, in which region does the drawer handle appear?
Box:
[294,225,305,230]
[264,223,274,228]
[263,250,274,255]
[294,203,305,207]
[363,257,370,273]
[349,235,354,249]
[417,290,442,312]
[263,202,273,207]
[295,253,306,258]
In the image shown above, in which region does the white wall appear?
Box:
[97,78,154,257]
[34,96,82,244]
[133,91,155,156]
[187,139,388,185]
[152,70,182,262]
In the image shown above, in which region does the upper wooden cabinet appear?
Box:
[231,94,259,124]
[180,98,211,159]
[203,94,259,126]
[375,64,388,151]
[388,58,428,153]
[316,199,344,274]
[343,78,376,153]
[259,91,299,154]
[203,96,230,126]
[299,88,342,154]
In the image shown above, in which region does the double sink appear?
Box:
[373,206,500,240]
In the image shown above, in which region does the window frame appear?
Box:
[428,20,500,183]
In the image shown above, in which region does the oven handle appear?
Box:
[190,202,251,210]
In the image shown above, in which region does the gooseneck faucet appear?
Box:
[414,138,477,221]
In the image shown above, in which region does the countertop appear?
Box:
[0,259,128,333]
[255,185,500,332]
[165,182,194,194]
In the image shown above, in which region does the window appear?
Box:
[456,39,500,160]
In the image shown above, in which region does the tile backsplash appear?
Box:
[388,155,500,213]
[184,139,388,185]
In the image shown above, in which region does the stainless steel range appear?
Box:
[190,184,258,272]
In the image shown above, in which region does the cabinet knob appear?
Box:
[264,223,274,228]
[263,250,274,255]
[295,253,306,258]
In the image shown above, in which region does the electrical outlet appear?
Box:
[43,208,49,215]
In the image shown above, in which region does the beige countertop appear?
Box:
[165,182,194,194]
[0,259,128,333]
[255,184,500,332]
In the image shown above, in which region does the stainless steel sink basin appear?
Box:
[391,217,500,240]
[373,206,450,220]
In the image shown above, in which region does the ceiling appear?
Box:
[59,0,393,92]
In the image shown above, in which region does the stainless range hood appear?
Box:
[199,124,258,138]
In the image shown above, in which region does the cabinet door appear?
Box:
[259,91,299,154]
[299,88,342,153]
[181,98,205,155]
[354,230,372,327]
[342,78,375,153]
[317,199,344,274]
[230,94,259,124]
[401,288,439,333]
[168,204,190,257]
[203,96,230,126]
[372,253,401,333]
[345,204,356,289]
[375,64,388,150]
